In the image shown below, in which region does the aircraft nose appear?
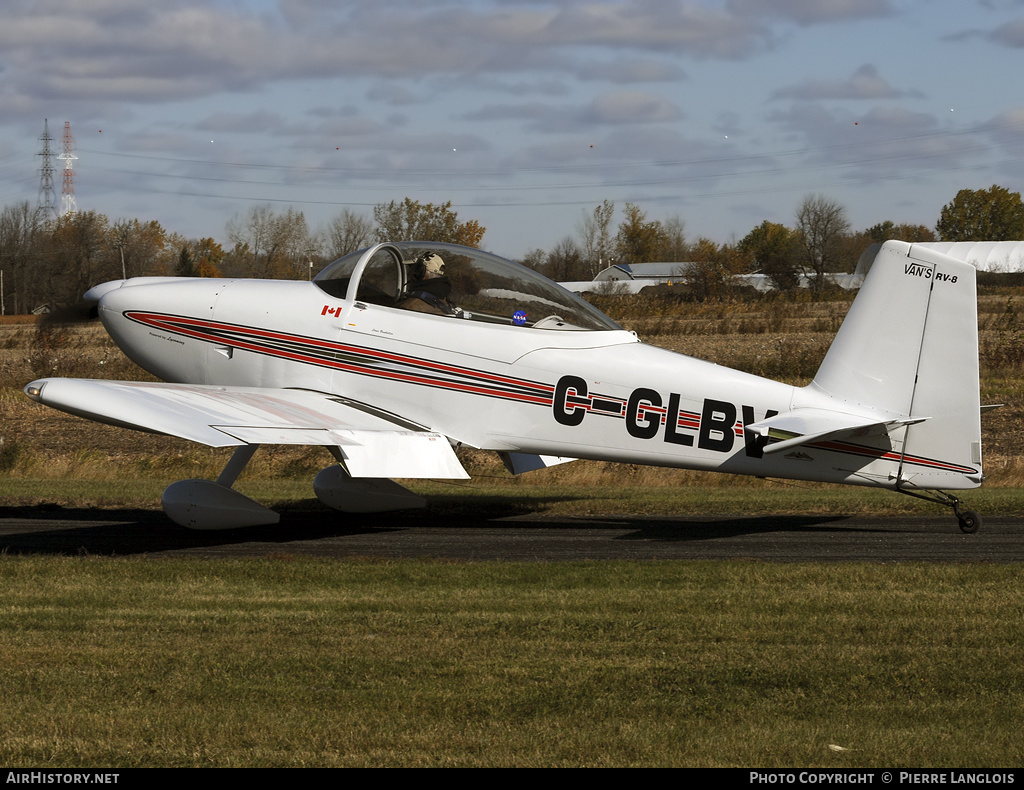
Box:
[84,280,127,305]
[96,278,195,340]
[96,281,135,324]
[96,277,194,320]
[89,276,185,312]
[96,281,148,358]
[95,278,225,383]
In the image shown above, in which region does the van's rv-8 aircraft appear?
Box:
[25,240,988,532]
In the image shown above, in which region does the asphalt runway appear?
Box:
[0,505,1021,562]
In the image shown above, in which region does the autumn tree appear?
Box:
[175,246,198,277]
[660,215,688,262]
[325,208,374,260]
[684,238,752,302]
[225,205,313,278]
[836,221,937,277]
[795,194,850,293]
[544,237,587,282]
[167,237,224,278]
[936,185,1024,241]
[864,220,935,243]
[0,201,43,314]
[517,248,547,273]
[44,211,115,306]
[188,237,225,277]
[738,220,801,291]
[577,200,615,276]
[108,218,168,279]
[615,203,668,263]
[454,218,486,248]
[373,199,485,247]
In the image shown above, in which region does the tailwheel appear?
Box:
[895,485,982,534]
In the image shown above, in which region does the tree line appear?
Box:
[0,197,481,314]
[1,186,1021,314]
[522,185,1024,299]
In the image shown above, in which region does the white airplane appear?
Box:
[24,240,986,532]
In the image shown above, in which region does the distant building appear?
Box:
[561,262,861,294]
[561,241,1024,295]
[560,262,693,294]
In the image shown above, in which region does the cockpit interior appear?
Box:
[315,242,622,332]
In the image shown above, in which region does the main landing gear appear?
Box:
[161,444,427,529]
[896,486,982,534]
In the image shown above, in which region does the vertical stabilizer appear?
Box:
[810,241,981,489]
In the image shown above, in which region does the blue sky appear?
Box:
[1,0,1023,259]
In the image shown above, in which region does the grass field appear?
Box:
[0,557,1021,768]
[0,290,1022,767]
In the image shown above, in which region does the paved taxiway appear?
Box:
[0,507,1021,562]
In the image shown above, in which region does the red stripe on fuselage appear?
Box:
[126,311,554,405]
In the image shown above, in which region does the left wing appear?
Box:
[24,378,468,479]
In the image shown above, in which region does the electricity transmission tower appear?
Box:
[57,121,78,217]
[36,119,57,221]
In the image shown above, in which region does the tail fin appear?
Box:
[810,241,982,489]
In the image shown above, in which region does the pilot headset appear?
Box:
[415,252,446,279]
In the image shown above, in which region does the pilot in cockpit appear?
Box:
[399,252,458,315]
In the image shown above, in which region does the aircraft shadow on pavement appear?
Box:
[613,515,865,541]
[0,504,394,556]
[0,500,876,557]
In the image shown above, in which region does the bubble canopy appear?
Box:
[315,241,622,332]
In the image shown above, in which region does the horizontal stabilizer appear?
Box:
[745,408,927,455]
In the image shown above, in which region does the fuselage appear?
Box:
[95,272,907,489]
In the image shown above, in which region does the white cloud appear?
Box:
[366,84,421,107]
[576,58,687,84]
[772,65,925,101]
[727,0,894,26]
[0,1,765,116]
[582,91,683,124]
[990,18,1024,47]
[767,101,986,179]
[457,91,681,133]
[540,1,769,58]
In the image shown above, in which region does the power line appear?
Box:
[75,114,1024,181]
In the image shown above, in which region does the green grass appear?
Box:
[0,557,1021,767]
[419,480,1024,517]
[3,476,1024,517]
